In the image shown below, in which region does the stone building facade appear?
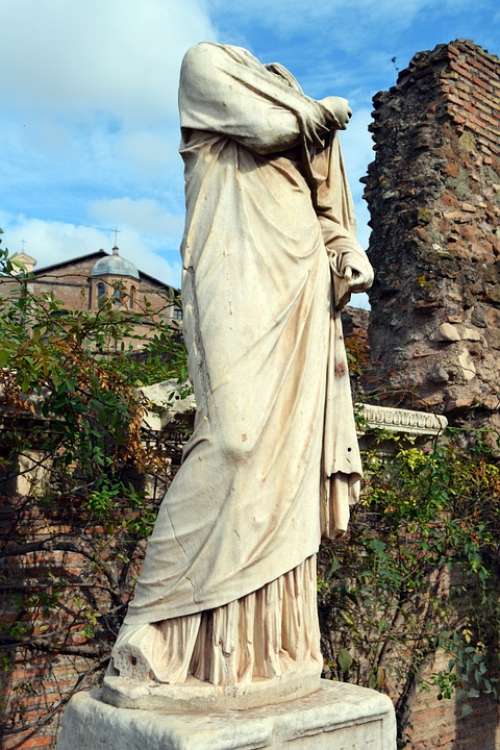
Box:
[363,40,499,432]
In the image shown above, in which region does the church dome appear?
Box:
[90,246,139,279]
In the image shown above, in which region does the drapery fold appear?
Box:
[113,556,321,685]
[123,43,369,630]
[179,42,341,156]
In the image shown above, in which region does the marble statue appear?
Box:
[106,41,373,706]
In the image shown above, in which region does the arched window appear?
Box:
[112,285,123,304]
[129,285,136,309]
[97,282,106,306]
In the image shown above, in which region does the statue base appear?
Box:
[101,663,320,712]
[56,680,397,749]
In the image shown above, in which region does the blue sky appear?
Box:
[0,0,498,302]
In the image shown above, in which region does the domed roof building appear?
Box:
[1,245,182,350]
[90,246,140,280]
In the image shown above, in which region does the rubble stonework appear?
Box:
[363,40,499,431]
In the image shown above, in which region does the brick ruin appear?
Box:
[363,40,499,435]
[361,39,499,750]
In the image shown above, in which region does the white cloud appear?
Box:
[0,1,208,238]
[88,197,185,245]
[0,0,217,125]
[117,129,181,178]
[1,213,182,287]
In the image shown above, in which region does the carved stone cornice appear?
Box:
[139,385,448,439]
[357,403,448,436]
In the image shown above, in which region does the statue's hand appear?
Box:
[341,251,374,293]
[319,96,352,129]
[343,265,373,293]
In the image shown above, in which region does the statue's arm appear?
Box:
[179,43,340,155]
[313,138,374,298]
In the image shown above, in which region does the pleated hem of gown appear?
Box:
[111,554,322,686]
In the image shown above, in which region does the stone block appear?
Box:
[56,680,397,750]
[435,323,461,341]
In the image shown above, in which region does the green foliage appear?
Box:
[319,427,499,746]
[0,233,190,738]
[0,232,188,500]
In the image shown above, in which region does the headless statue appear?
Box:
[105,42,373,706]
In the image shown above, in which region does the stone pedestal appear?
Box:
[56,680,396,749]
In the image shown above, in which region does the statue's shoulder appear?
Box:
[181,42,258,70]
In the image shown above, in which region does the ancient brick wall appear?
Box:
[363,39,499,750]
[405,655,498,750]
[0,499,106,749]
[0,491,169,749]
[28,257,97,311]
[363,40,499,434]
[0,410,185,750]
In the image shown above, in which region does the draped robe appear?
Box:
[121,43,371,649]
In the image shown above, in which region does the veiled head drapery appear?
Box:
[124,43,372,627]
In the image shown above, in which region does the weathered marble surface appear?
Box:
[102,662,320,713]
[110,40,373,688]
[56,680,397,750]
